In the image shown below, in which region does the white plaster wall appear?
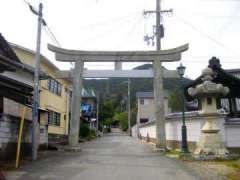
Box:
[139,124,156,138]
[138,114,240,148]
[225,125,240,147]
[131,125,138,138]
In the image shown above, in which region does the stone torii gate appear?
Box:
[48,43,189,149]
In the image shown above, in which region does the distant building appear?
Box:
[136,91,170,124]
[81,89,97,129]
[185,57,240,120]
[223,68,240,117]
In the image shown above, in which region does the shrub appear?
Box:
[89,129,96,137]
[103,118,113,126]
[114,112,128,131]
[79,123,90,138]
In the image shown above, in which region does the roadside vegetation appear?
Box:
[165,149,240,180]
[114,112,128,131]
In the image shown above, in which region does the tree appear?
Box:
[114,112,128,131]
[99,100,115,120]
[103,118,113,126]
[168,89,183,112]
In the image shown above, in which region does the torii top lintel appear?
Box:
[48,43,189,62]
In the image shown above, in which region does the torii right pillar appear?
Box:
[153,45,189,150]
[154,59,166,149]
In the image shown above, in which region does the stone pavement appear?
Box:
[6,134,199,180]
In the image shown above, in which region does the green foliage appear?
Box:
[79,123,90,138]
[114,112,128,131]
[79,123,97,139]
[130,108,137,126]
[99,100,115,120]
[103,118,113,126]
[89,129,96,137]
[168,89,183,112]
[83,64,193,127]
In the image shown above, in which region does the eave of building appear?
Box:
[136,91,169,98]
[10,43,70,83]
[225,69,240,74]
[185,59,240,99]
[11,43,60,71]
[0,33,21,63]
[0,74,33,105]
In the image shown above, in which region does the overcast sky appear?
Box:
[1,0,240,78]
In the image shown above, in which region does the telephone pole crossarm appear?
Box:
[143,9,173,15]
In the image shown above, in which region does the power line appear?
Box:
[23,0,70,67]
[42,21,61,47]
[194,14,240,19]
[77,11,141,30]
[113,14,144,49]
[23,0,61,47]
[174,15,240,56]
[23,0,30,6]
[184,60,240,63]
[80,13,142,44]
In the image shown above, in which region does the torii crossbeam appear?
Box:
[48,43,189,148]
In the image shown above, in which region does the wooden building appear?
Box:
[185,57,240,121]
[0,33,47,160]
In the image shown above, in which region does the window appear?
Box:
[48,110,61,126]
[140,99,144,105]
[207,97,212,105]
[144,99,150,105]
[0,96,3,113]
[140,118,149,123]
[47,78,62,96]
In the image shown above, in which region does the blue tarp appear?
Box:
[81,103,92,112]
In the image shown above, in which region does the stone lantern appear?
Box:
[188,67,229,158]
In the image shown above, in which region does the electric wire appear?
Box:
[23,0,61,48]
[78,11,141,31]
[113,14,144,49]
[81,13,141,44]
[22,0,72,67]
[174,15,240,56]
[23,0,30,6]
[42,22,61,47]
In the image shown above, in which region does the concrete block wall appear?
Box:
[0,114,31,160]
[40,125,48,145]
[0,114,48,160]
[3,98,32,120]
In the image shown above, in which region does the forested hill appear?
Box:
[83,64,192,99]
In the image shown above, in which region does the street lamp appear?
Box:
[177,63,189,153]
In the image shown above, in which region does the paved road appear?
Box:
[6,134,198,180]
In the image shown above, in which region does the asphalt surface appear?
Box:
[6,133,199,180]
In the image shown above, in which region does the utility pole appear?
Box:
[114,62,122,70]
[127,78,131,136]
[144,0,172,149]
[32,3,43,160]
[96,93,99,133]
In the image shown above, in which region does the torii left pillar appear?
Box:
[69,61,84,147]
